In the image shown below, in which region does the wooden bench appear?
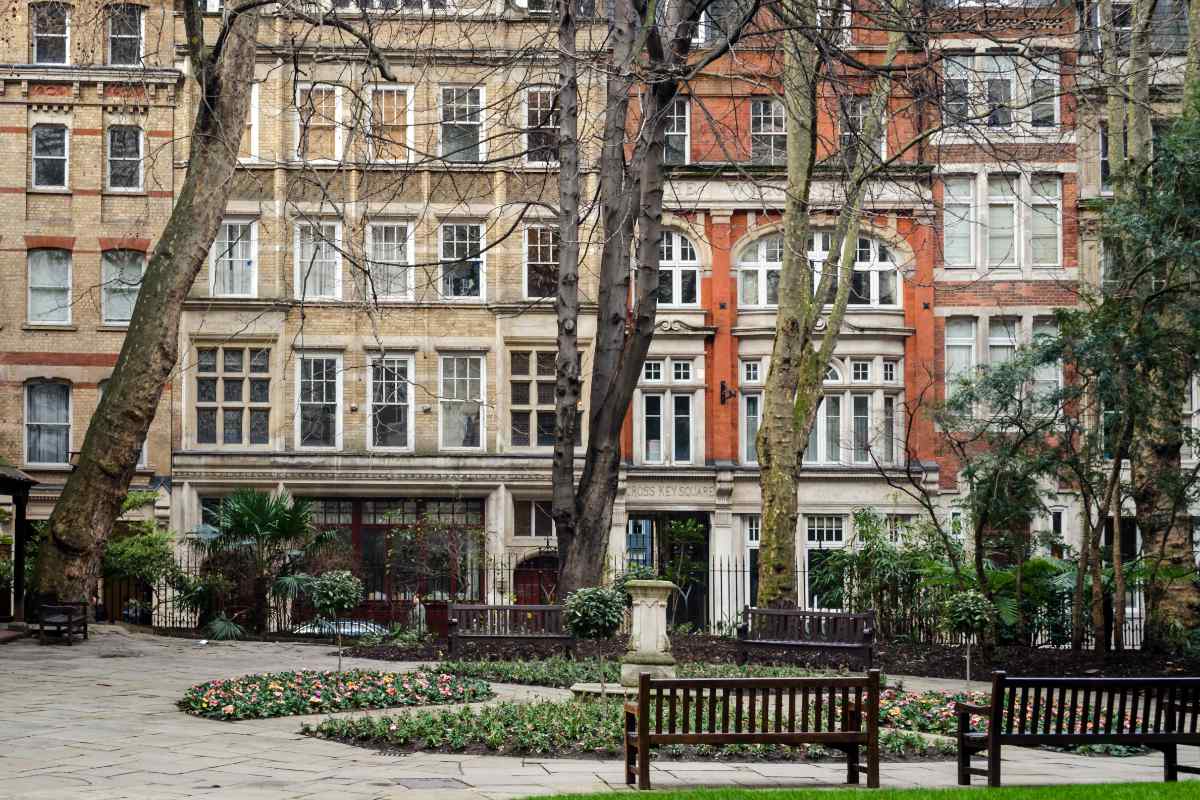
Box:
[956,670,1200,786]
[736,607,875,669]
[624,671,881,790]
[38,602,89,645]
[447,603,574,656]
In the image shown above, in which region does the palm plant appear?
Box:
[198,490,337,635]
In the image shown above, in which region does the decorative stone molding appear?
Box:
[621,580,678,686]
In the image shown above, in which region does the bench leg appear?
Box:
[845,744,860,785]
[987,737,1002,788]
[1164,743,1178,782]
[955,713,971,785]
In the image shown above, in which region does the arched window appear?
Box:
[825,364,841,383]
[809,232,900,308]
[656,230,699,307]
[26,380,71,465]
[738,233,783,307]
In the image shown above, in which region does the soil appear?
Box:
[346,634,1200,680]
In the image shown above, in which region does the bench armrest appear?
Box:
[624,700,640,715]
[954,702,990,716]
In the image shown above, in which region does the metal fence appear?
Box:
[100,550,1145,649]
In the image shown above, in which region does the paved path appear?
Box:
[0,626,1195,799]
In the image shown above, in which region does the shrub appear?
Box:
[563,586,625,640]
[434,658,835,689]
[0,557,12,591]
[103,530,178,585]
[180,669,492,720]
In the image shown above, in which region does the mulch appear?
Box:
[346,634,1200,679]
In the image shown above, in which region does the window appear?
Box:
[240,83,259,160]
[295,222,340,300]
[1100,126,1114,194]
[525,226,559,299]
[440,223,484,300]
[644,360,663,382]
[32,3,69,64]
[32,125,68,189]
[1030,175,1061,266]
[365,222,412,300]
[883,360,897,383]
[440,354,484,449]
[804,395,842,463]
[886,513,915,543]
[26,381,70,465]
[643,394,664,462]
[441,87,483,163]
[369,85,410,161]
[742,391,761,463]
[1031,318,1061,402]
[988,318,1018,367]
[370,356,412,449]
[655,231,700,306]
[525,86,558,165]
[806,515,844,544]
[510,349,571,448]
[840,96,884,166]
[514,500,555,537]
[673,360,692,382]
[809,233,899,307]
[852,394,870,462]
[984,54,1014,128]
[295,83,339,161]
[1030,60,1059,128]
[942,177,974,267]
[664,98,689,165]
[743,359,761,384]
[987,175,1018,267]
[738,234,782,307]
[883,395,897,464]
[28,249,71,324]
[107,126,143,190]
[641,392,694,464]
[851,360,871,383]
[298,354,340,448]
[943,56,970,125]
[627,518,654,567]
[945,317,977,397]
[751,98,786,165]
[108,4,142,65]
[195,346,271,446]
[210,220,256,297]
[101,250,144,325]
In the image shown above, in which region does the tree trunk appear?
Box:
[1072,513,1091,651]
[253,575,269,637]
[1089,521,1108,652]
[1110,502,1126,650]
[35,11,262,602]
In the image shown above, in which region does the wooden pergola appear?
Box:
[0,465,37,624]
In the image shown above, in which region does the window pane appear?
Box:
[249,409,270,444]
[511,410,530,446]
[744,394,760,462]
[197,407,217,444]
[223,408,243,444]
[825,395,841,462]
[644,394,662,461]
[673,394,691,462]
[28,249,71,323]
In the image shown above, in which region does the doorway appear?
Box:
[625,511,710,628]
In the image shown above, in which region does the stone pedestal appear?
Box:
[620,579,678,687]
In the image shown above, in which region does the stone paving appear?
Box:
[0,625,1196,800]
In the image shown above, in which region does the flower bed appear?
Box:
[180,669,493,720]
[304,699,955,761]
[435,658,838,689]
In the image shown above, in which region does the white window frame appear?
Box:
[524,224,559,300]
[987,317,1018,368]
[804,394,843,464]
[984,54,1015,129]
[294,221,342,301]
[1031,318,1062,403]
[741,390,762,464]
[27,249,72,325]
[1100,125,1114,195]
[240,82,260,162]
[106,125,143,192]
[742,358,763,384]
[986,174,1019,269]
[942,55,971,126]
[368,354,415,452]
[840,96,886,163]
[750,97,786,165]
[1030,58,1060,129]
[643,360,663,382]
[293,82,342,163]
[438,353,487,452]
[24,380,71,467]
[367,83,414,163]
[32,2,70,65]
[640,390,695,466]
[209,218,258,298]
[655,230,700,308]
[295,353,343,451]
[101,250,146,326]
[32,124,69,190]
[882,360,898,383]
[945,317,978,398]
[439,85,486,163]
[107,3,143,66]
[663,97,690,166]
[883,395,898,465]
[851,393,872,463]
[738,234,783,308]
[805,514,846,609]
[364,220,414,301]
[439,222,486,302]
[1029,174,1062,268]
[851,359,871,383]
[810,233,901,308]
[942,175,975,267]
[524,85,559,166]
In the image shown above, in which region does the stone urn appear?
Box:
[620,579,678,687]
